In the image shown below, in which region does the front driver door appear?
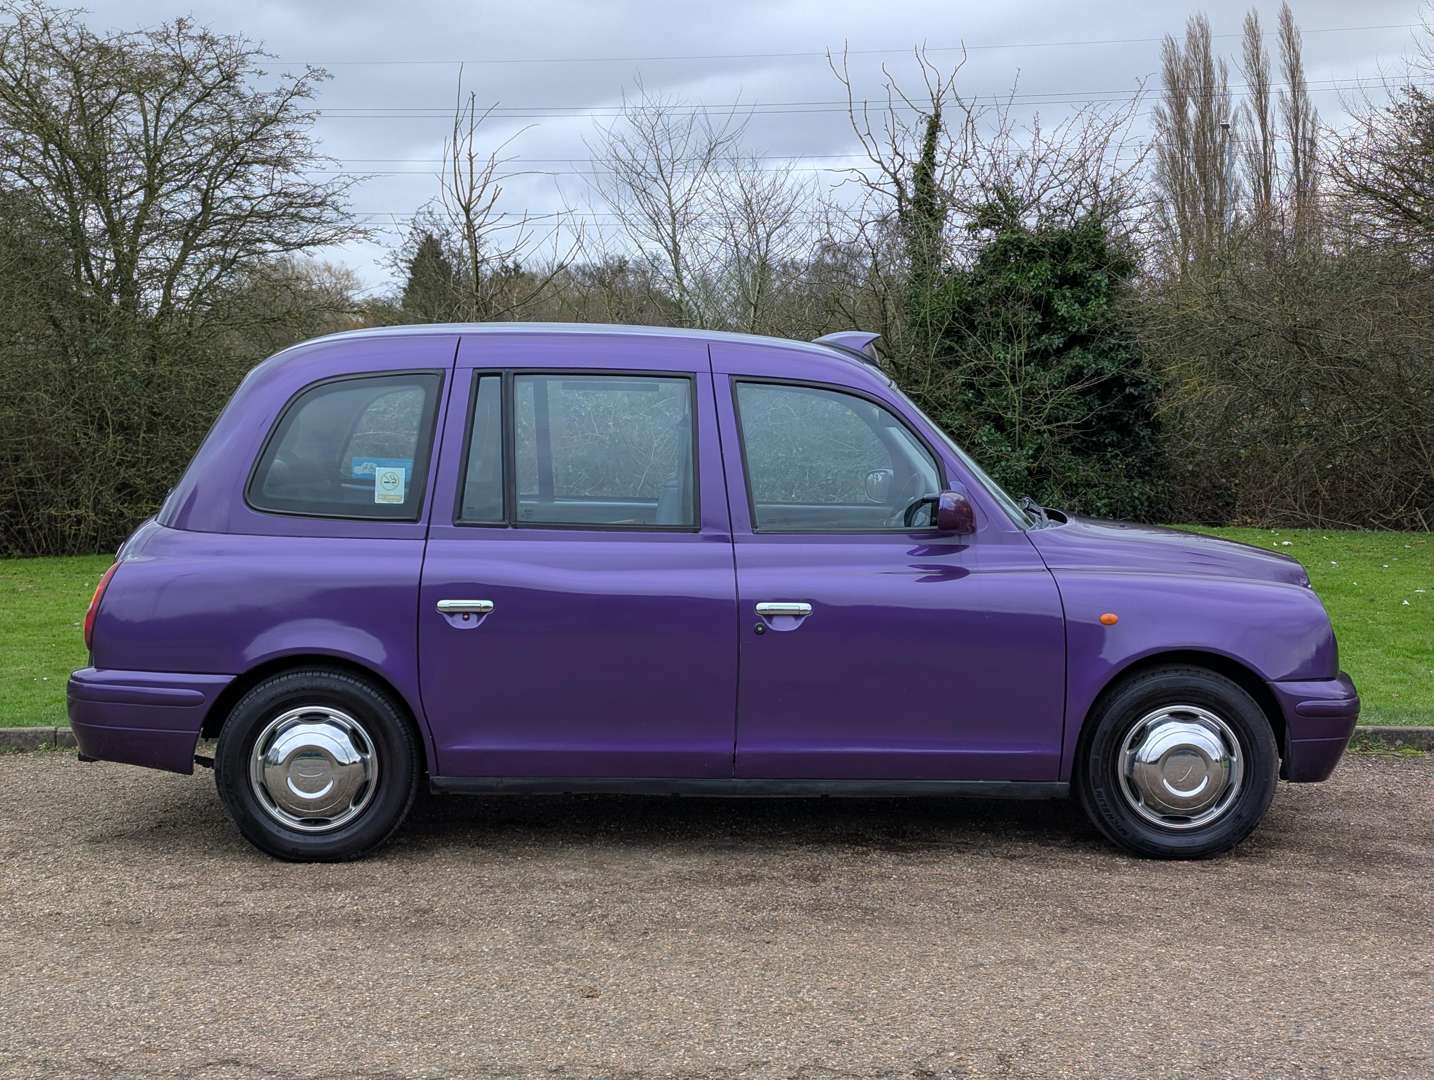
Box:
[419,334,737,779]
[716,356,1066,782]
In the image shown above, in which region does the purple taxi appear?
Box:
[69,324,1360,861]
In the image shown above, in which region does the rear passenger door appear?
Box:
[418,333,739,780]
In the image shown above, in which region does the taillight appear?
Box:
[84,563,120,653]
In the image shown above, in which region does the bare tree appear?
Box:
[827,47,975,374]
[827,45,1145,379]
[0,0,366,554]
[804,199,905,345]
[586,82,745,326]
[959,95,1148,235]
[1328,13,1433,254]
[1240,9,1277,235]
[422,74,576,321]
[828,47,973,234]
[1153,13,1240,271]
[212,258,363,354]
[1278,3,1320,249]
[538,255,676,326]
[1333,91,1434,253]
[1144,239,1434,530]
[1236,3,1319,251]
[710,155,817,334]
[0,1,359,333]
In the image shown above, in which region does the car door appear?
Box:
[418,332,738,779]
[713,342,1066,782]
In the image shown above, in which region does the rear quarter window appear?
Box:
[247,372,442,520]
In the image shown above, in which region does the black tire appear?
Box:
[1075,665,1279,859]
[215,668,421,861]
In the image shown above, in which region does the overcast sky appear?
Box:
[87,0,1429,292]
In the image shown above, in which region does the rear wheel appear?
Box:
[1076,665,1279,859]
[215,669,420,861]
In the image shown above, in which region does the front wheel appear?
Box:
[1076,666,1279,859]
[215,668,420,861]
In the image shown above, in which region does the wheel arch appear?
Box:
[201,654,434,773]
[1074,649,1287,769]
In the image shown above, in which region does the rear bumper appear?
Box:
[67,668,233,775]
[1271,672,1361,782]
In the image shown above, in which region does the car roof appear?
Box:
[276,321,886,381]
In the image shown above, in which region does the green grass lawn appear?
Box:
[0,530,1429,728]
[1183,527,1431,727]
[1,554,112,730]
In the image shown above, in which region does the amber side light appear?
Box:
[84,563,120,652]
[1099,612,1119,626]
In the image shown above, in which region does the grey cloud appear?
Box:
[81,0,1427,286]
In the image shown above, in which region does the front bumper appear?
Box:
[1271,671,1361,782]
[67,668,233,774]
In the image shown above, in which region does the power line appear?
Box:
[311,72,1412,116]
[326,167,861,176]
[348,210,825,219]
[289,22,1419,67]
[312,153,1158,178]
[297,69,1421,185]
[343,192,1378,231]
[306,76,1419,121]
[333,153,873,163]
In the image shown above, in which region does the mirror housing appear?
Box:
[935,488,976,534]
[901,486,977,533]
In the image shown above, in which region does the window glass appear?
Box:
[514,374,695,527]
[891,385,1029,527]
[457,375,504,523]
[248,373,440,519]
[735,382,940,531]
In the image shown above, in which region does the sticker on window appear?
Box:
[351,456,413,479]
[373,465,406,504]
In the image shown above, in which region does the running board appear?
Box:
[429,776,1069,799]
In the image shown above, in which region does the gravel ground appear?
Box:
[1,750,1431,1080]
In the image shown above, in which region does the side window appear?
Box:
[514,373,695,528]
[457,375,504,523]
[248,372,441,520]
[734,381,941,531]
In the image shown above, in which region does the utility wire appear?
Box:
[310,72,1418,117]
[289,22,1419,66]
[307,77,1423,120]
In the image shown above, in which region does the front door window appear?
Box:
[734,381,940,531]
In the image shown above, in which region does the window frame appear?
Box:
[730,375,949,536]
[453,371,507,527]
[453,367,703,534]
[245,369,446,523]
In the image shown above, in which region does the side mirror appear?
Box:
[935,488,977,534]
[905,487,977,533]
[863,468,894,504]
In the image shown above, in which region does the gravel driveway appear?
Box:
[1,750,1431,1079]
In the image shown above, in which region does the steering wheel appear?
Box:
[886,496,938,529]
[881,472,935,528]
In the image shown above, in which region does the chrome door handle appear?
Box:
[436,599,495,615]
[755,602,812,617]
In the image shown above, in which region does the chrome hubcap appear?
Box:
[1118,705,1244,830]
[248,706,377,832]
